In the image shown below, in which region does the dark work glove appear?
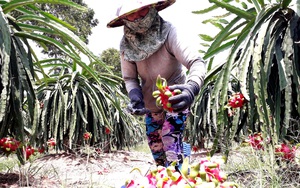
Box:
[127,88,150,115]
[168,81,200,113]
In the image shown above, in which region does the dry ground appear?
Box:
[1,148,300,188]
[0,149,211,188]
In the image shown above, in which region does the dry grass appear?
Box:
[223,147,300,188]
[0,141,300,187]
[0,142,154,188]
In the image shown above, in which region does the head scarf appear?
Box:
[120,7,171,62]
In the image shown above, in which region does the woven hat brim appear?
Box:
[107,0,175,28]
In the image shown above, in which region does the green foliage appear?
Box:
[97,48,128,94]
[36,66,142,151]
[98,48,122,78]
[0,0,144,160]
[37,0,99,57]
[0,9,37,155]
[282,0,293,8]
[8,0,98,57]
[224,146,300,187]
[188,0,300,157]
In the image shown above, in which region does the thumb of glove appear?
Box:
[168,81,200,112]
[168,85,194,112]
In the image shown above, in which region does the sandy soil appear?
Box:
[2,149,300,188]
[0,150,210,188]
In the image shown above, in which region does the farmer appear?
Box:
[107,0,206,169]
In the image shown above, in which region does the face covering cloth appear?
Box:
[120,7,171,62]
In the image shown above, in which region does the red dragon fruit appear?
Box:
[228,92,245,108]
[152,75,181,112]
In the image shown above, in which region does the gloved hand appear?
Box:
[168,81,200,113]
[127,88,150,115]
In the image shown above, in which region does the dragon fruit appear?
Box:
[152,75,181,112]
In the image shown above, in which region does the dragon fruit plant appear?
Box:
[152,75,181,112]
[122,157,238,188]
